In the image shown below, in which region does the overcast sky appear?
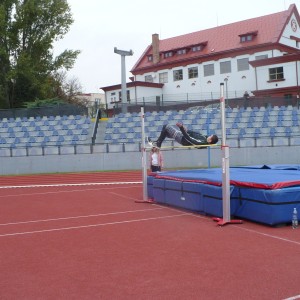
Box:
[53,0,298,94]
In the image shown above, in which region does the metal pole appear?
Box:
[120,55,127,114]
[141,107,148,201]
[220,83,231,223]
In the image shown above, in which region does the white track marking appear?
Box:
[0,207,164,226]
[282,295,300,300]
[0,181,142,189]
[231,225,300,246]
[0,185,141,198]
[0,213,189,238]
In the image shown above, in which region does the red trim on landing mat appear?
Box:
[152,175,300,190]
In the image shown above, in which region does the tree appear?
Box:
[0,0,80,109]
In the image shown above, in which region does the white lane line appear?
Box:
[0,181,142,189]
[0,185,141,198]
[0,213,189,238]
[231,225,300,246]
[282,295,300,300]
[0,207,164,226]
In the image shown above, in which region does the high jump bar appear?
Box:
[144,144,221,150]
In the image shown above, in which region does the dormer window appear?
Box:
[239,31,258,43]
[164,51,173,58]
[177,49,186,55]
[241,35,252,42]
[192,45,202,52]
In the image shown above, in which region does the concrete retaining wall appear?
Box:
[0,145,299,175]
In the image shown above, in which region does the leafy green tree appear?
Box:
[0,0,80,109]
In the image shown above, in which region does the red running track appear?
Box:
[0,171,300,300]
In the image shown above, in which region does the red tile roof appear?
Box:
[131,4,299,74]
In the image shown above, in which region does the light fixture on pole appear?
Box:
[114,47,133,113]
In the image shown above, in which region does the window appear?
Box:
[204,64,214,76]
[255,54,268,60]
[240,35,254,42]
[237,58,249,71]
[159,72,168,83]
[145,75,153,82]
[188,67,198,79]
[239,31,257,43]
[110,92,118,103]
[220,61,231,74]
[164,52,173,58]
[173,69,183,81]
[269,67,284,81]
[192,45,202,52]
[118,90,131,102]
[177,49,186,55]
[147,55,153,62]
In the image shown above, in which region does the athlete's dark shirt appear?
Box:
[180,128,208,146]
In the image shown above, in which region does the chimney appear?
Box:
[152,33,160,64]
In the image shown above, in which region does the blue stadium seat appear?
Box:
[81,129,88,135]
[254,128,261,138]
[239,128,246,137]
[269,127,276,137]
[43,136,50,143]
[57,136,64,143]
[13,137,21,145]
[112,128,120,134]
[104,134,112,140]
[134,132,141,139]
[285,127,292,137]
[231,123,238,129]
[28,137,36,143]
[72,135,79,142]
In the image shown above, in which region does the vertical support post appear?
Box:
[213,83,242,226]
[141,107,148,201]
[220,83,230,223]
[207,109,211,168]
[135,107,154,203]
[120,55,127,114]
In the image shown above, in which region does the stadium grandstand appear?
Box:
[0,97,300,175]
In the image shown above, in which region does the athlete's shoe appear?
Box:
[146,137,160,148]
[146,136,153,147]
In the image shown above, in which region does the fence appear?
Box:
[0,104,88,120]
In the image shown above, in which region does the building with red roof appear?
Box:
[101,4,300,110]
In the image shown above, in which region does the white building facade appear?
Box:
[101,4,300,111]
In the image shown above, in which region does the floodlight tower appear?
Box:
[114,47,133,113]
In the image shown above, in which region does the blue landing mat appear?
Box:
[147,165,300,226]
